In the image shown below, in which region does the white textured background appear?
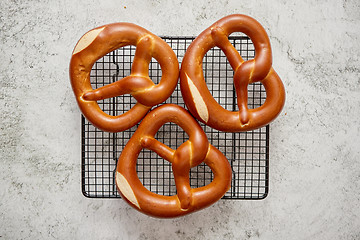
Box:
[1,0,360,239]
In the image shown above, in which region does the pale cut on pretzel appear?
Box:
[180,14,285,132]
[115,104,232,218]
[70,23,179,132]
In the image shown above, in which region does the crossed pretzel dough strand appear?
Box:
[69,23,179,132]
[180,14,285,132]
[115,104,232,218]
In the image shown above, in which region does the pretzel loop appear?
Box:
[115,104,232,218]
[70,23,179,132]
[180,14,285,132]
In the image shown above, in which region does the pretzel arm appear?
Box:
[140,136,175,163]
[211,26,244,71]
[234,80,250,125]
[131,35,154,77]
[82,75,155,101]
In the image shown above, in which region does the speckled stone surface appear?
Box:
[1,0,360,239]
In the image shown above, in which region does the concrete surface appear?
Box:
[1,0,360,239]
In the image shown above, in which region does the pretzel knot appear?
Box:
[70,23,179,132]
[180,14,285,132]
[115,104,232,218]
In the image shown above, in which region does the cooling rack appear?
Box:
[81,36,269,199]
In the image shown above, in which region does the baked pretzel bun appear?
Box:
[180,14,285,132]
[70,23,179,132]
[115,104,232,218]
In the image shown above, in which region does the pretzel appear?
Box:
[180,14,285,132]
[115,104,232,218]
[69,23,179,132]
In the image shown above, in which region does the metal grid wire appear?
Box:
[82,36,269,199]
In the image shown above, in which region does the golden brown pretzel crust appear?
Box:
[69,23,179,132]
[115,104,232,218]
[180,14,285,132]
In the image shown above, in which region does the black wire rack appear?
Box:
[81,36,269,200]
